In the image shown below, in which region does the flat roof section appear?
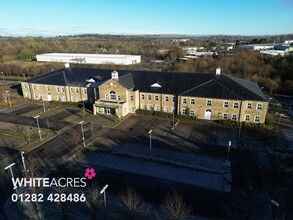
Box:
[37,53,140,59]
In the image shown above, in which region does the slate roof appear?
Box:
[24,67,266,101]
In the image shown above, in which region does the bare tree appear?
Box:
[162,191,191,220]
[55,186,67,219]
[85,182,103,220]
[119,187,151,220]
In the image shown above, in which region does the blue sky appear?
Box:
[1,0,293,36]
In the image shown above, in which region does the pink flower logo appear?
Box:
[84,168,96,180]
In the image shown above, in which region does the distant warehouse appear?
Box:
[36,53,141,65]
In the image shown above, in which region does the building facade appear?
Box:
[21,67,268,123]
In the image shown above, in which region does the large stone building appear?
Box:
[21,67,268,123]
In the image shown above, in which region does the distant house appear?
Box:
[21,67,268,123]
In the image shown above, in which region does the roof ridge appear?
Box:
[223,75,265,100]
[214,76,242,99]
[179,78,215,95]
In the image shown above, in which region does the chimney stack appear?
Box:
[64,63,70,68]
[216,67,221,75]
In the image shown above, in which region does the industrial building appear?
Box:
[36,53,141,65]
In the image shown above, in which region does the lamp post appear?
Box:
[79,120,86,148]
[100,184,108,208]
[5,90,11,107]
[34,115,42,140]
[277,114,284,132]
[21,151,28,175]
[149,129,152,150]
[271,199,280,220]
[227,141,231,161]
[1,71,4,83]
[172,107,175,129]
[26,68,29,78]
[4,163,17,191]
[8,67,11,77]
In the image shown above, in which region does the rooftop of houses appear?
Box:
[24,68,266,101]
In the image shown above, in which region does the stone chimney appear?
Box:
[216,67,221,75]
[111,70,119,79]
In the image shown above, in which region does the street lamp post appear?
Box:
[271,199,280,220]
[149,129,152,150]
[172,108,175,129]
[5,90,11,107]
[79,120,86,148]
[34,115,42,140]
[100,184,108,208]
[1,71,4,83]
[277,114,284,132]
[8,67,11,77]
[21,151,28,175]
[227,141,231,161]
[4,163,17,191]
[26,68,29,78]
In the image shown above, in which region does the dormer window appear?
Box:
[151,82,162,88]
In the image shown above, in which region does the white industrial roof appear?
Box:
[37,53,140,59]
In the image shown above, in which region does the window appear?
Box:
[148,95,152,100]
[207,100,212,106]
[84,89,87,94]
[105,94,109,100]
[172,96,176,102]
[23,84,27,89]
[37,85,40,90]
[245,115,250,121]
[182,109,187,115]
[141,94,145,100]
[56,87,60,92]
[147,105,152,110]
[110,91,116,100]
[154,105,159,111]
[129,95,134,101]
[232,114,237,120]
[33,85,37,90]
[76,88,79,93]
[247,103,252,109]
[224,101,229,108]
[182,98,187,104]
[141,104,146,109]
[57,95,61,101]
[223,113,228,119]
[70,88,74,93]
[61,87,65,92]
[164,106,169,112]
[117,95,121,101]
[62,96,66,102]
[256,103,262,110]
[76,97,80,102]
[46,85,50,91]
[255,116,260,123]
[165,96,169,102]
[34,94,38,99]
[190,110,195,116]
[155,95,159,101]
[24,92,28,97]
[191,99,195,105]
[233,102,239,109]
[130,105,135,111]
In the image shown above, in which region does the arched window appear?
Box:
[110,91,116,100]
